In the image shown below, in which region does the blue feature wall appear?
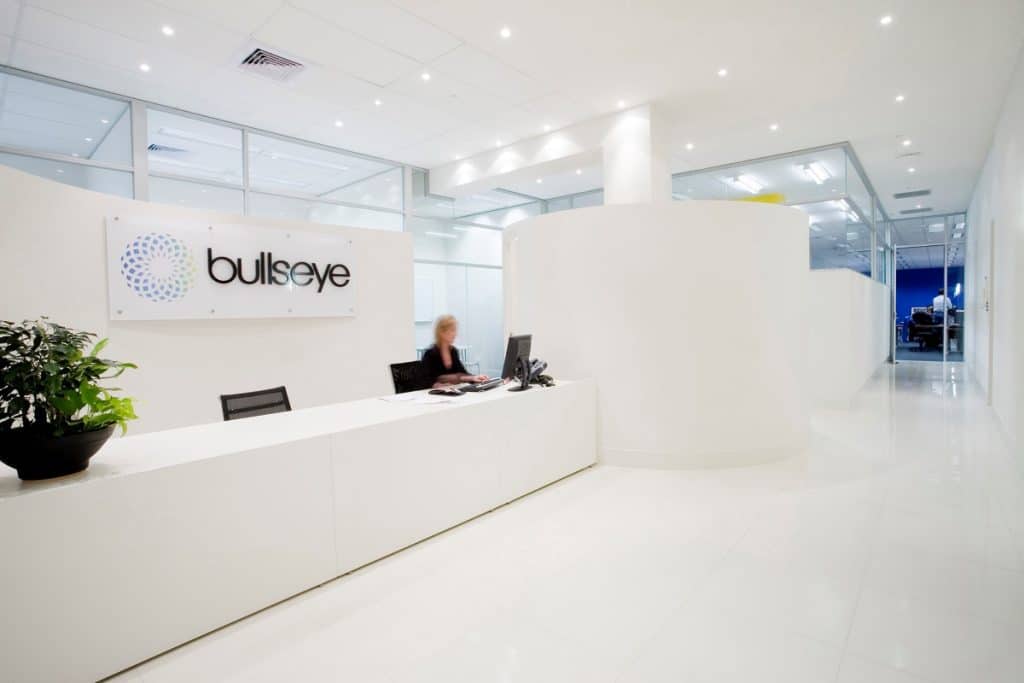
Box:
[895,266,965,322]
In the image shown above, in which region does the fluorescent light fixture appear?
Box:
[847,211,860,223]
[56,168,64,174]
[953,231,964,239]
[100,118,109,124]
[451,226,473,232]
[500,26,511,39]
[260,150,349,172]
[161,25,175,36]
[84,137,93,142]
[727,174,763,194]
[425,231,458,240]
[836,199,852,212]
[809,223,822,232]
[717,68,728,77]
[880,15,893,26]
[157,127,241,150]
[71,153,79,157]
[685,142,695,150]
[801,162,831,184]
[955,222,965,230]
[954,283,962,297]
[139,63,151,72]
[421,72,431,81]
[846,231,859,241]
[928,223,945,232]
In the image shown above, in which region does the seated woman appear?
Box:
[421,314,489,387]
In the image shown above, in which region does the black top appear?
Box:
[420,344,467,384]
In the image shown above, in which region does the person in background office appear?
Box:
[932,287,954,322]
[421,314,489,387]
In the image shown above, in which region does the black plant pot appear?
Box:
[0,425,115,480]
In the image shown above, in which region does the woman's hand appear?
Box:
[471,374,489,383]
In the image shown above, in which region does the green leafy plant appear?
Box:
[0,319,138,437]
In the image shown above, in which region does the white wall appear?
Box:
[806,269,890,404]
[0,165,413,434]
[505,200,811,468]
[966,45,1024,447]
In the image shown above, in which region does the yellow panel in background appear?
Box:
[738,193,786,204]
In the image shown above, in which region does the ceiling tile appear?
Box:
[25,0,246,66]
[0,0,19,37]
[144,0,285,35]
[254,5,419,87]
[429,44,546,103]
[290,0,461,63]
[387,68,507,121]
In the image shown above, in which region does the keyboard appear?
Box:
[460,378,504,392]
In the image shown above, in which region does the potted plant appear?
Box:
[0,319,137,480]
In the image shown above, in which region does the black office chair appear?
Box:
[220,386,292,421]
[390,361,429,394]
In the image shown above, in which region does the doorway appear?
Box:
[892,215,966,362]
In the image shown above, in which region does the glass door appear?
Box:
[895,244,948,361]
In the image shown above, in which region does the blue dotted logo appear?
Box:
[120,232,196,302]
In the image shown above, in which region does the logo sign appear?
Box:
[107,219,357,320]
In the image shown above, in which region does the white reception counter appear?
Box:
[0,381,595,683]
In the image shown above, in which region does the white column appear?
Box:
[601,104,672,204]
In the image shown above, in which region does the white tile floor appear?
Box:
[112,363,1024,683]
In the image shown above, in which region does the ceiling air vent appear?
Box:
[147,143,187,153]
[893,189,931,199]
[238,47,305,82]
[900,207,933,214]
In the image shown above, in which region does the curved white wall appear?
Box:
[504,201,810,468]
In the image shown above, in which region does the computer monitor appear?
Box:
[501,334,532,392]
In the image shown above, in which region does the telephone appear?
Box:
[515,358,555,387]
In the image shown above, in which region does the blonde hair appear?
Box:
[433,314,457,346]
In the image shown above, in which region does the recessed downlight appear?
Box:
[100,118,109,124]
[685,142,695,150]
[374,98,382,106]
[56,168,64,174]
[495,139,502,147]
[902,139,912,146]
[421,72,431,81]
[880,15,893,26]
[500,26,511,39]
[334,120,344,128]
[543,124,551,132]
[617,100,626,109]
[575,168,582,175]
[139,63,151,72]
[717,68,728,77]
[535,178,543,184]
[84,137,93,142]
[895,94,905,103]
[769,123,779,131]
[161,25,175,36]
[907,167,916,173]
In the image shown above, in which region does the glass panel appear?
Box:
[320,166,402,210]
[459,201,543,228]
[149,176,244,214]
[801,199,869,274]
[248,134,398,205]
[572,190,603,208]
[413,263,503,377]
[0,71,131,163]
[247,192,402,231]
[0,152,132,197]
[147,109,243,185]
[408,216,501,267]
[546,196,572,213]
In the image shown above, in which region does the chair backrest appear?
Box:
[390,361,428,394]
[220,386,292,421]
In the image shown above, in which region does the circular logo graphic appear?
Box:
[120,232,196,302]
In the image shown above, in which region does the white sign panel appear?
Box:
[106,218,357,320]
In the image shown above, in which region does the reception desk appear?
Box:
[0,381,595,683]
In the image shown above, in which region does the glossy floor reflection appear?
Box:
[112,363,1024,683]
